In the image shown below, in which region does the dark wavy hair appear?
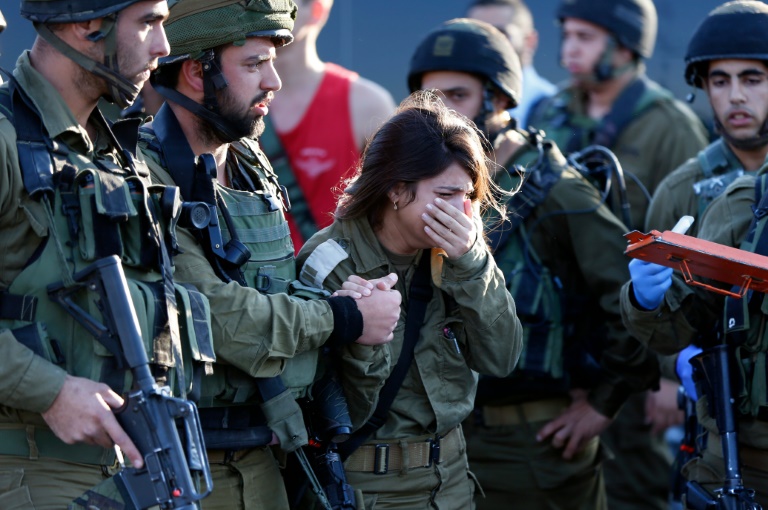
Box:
[336,90,505,230]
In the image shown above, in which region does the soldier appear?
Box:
[139,0,401,508]
[645,0,768,235]
[529,2,710,508]
[407,18,659,509]
[296,89,523,510]
[0,0,207,507]
[623,2,768,506]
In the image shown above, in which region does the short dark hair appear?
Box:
[337,90,503,230]
[467,0,533,31]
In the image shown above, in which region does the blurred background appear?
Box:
[0,0,728,121]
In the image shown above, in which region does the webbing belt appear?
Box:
[0,425,115,466]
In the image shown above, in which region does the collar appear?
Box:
[338,215,415,275]
[14,51,111,156]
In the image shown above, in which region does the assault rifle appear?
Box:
[48,256,212,510]
[287,368,357,510]
[685,345,761,510]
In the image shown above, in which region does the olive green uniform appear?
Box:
[468,133,660,509]
[621,165,768,507]
[530,73,709,510]
[0,52,188,508]
[643,140,747,385]
[530,73,709,228]
[296,215,523,509]
[140,111,385,510]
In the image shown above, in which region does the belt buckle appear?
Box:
[373,444,389,475]
[429,435,441,466]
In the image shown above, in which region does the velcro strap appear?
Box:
[299,239,349,289]
[0,292,38,321]
[344,427,462,474]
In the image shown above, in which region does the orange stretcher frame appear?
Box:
[624,229,768,298]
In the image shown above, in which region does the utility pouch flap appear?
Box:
[288,280,331,300]
[12,322,64,365]
[260,388,308,453]
[174,283,215,363]
[279,349,320,399]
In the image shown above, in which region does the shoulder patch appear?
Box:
[299,239,349,288]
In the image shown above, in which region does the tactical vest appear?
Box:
[723,173,768,421]
[0,80,213,410]
[693,138,744,218]
[477,135,573,405]
[140,115,322,408]
[531,76,672,154]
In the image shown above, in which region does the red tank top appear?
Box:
[277,63,360,251]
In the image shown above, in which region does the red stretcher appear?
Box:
[624,229,768,299]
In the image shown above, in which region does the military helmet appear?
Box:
[685,1,768,88]
[21,0,141,23]
[407,18,522,108]
[557,0,658,59]
[162,0,296,64]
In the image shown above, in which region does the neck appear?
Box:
[585,69,636,120]
[375,208,419,256]
[730,142,768,172]
[30,42,101,136]
[168,102,230,184]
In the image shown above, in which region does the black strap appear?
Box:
[591,76,649,149]
[338,251,433,461]
[0,291,38,322]
[0,75,57,199]
[562,76,650,154]
[486,138,560,254]
[259,117,317,243]
[151,104,247,285]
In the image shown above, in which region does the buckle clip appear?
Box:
[429,435,442,466]
[373,444,389,475]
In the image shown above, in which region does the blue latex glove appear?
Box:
[628,258,673,310]
[676,344,703,401]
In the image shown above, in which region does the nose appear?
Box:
[154,23,171,59]
[729,82,746,104]
[261,60,282,93]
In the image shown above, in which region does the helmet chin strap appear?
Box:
[714,116,768,152]
[474,82,513,152]
[34,19,140,109]
[151,53,244,144]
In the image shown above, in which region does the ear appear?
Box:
[388,182,405,203]
[523,29,539,61]
[614,45,635,68]
[180,59,205,94]
[492,89,513,112]
[65,17,105,47]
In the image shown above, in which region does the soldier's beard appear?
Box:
[200,87,268,145]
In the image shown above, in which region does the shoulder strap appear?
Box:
[697,139,733,179]
[592,76,652,148]
[724,174,768,344]
[338,250,433,460]
[487,136,561,253]
[259,117,318,243]
[0,75,57,199]
[151,104,250,285]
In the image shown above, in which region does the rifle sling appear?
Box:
[338,250,433,461]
